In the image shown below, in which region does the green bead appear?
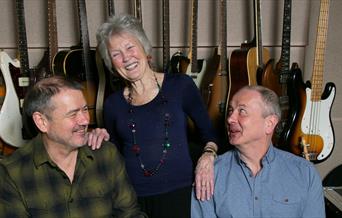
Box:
[164,142,171,148]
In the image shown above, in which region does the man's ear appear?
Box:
[265,115,279,135]
[32,112,48,133]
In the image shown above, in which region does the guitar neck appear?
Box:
[311,0,330,101]
[254,0,264,68]
[189,0,198,73]
[77,0,93,80]
[107,0,115,17]
[15,0,31,78]
[220,0,228,75]
[133,0,142,24]
[279,0,292,84]
[47,0,58,69]
[162,0,170,71]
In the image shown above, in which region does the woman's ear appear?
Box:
[32,112,49,133]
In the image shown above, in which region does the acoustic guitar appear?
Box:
[288,0,335,162]
[94,0,120,127]
[247,0,271,86]
[53,0,98,127]
[226,0,259,114]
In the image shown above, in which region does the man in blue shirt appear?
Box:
[191,85,325,218]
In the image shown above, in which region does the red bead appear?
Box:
[144,170,152,177]
[131,144,140,154]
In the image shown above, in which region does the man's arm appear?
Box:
[0,163,29,217]
[302,165,326,218]
[109,146,147,218]
[191,188,217,218]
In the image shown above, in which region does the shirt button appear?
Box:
[284,198,288,202]
[69,198,74,203]
[255,196,258,200]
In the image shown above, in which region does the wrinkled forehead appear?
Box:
[231,89,262,106]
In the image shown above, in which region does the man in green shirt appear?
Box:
[0,76,146,218]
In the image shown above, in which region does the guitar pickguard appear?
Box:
[302,87,335,160]
[0,51,28,147]
[185,60,207,88]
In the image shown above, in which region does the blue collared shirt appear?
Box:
[191,145,325,218]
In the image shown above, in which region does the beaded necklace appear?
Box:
[127,74,171,177]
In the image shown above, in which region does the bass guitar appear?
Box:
[53,0,98,127]
[288,0,335,162]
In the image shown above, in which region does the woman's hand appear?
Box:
[87,128,110,150]
[194,152,215,201]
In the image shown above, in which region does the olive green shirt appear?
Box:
[0,135,146,218]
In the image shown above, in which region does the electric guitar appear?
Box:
[288,0,335,162]
[11,0,33,109]
[207,0,229,141]
[133,0,142,24]
[0,0,34,153]
[0,51,28,149]
[162,0,171,73]
[53,0,98,127]
[178,0,207,88]
[260,0,293,146]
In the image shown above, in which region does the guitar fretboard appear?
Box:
[48,0,58,69]
[77,0,93,81]
[15,0,30,78]
[279,0,292,84]
[220,0,228,75]
[311,0,330,101]
[190,0,198,73]
[162,0,170,71]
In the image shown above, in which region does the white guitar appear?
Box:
[184,0,207,88]
[289,0,335,162]
[0,51,28,147]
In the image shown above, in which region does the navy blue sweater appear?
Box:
[104,73,217,196]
